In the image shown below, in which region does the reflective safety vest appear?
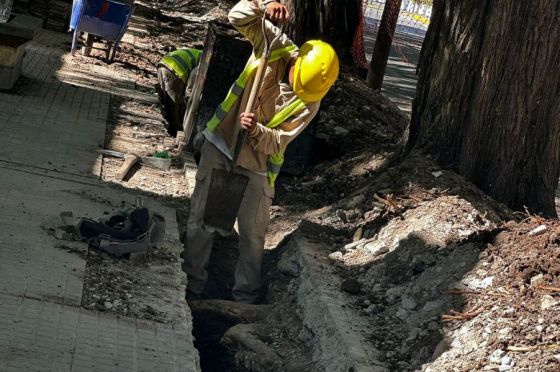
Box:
[206,45,305,186]
[159,48,202,83]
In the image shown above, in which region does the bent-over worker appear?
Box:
[157,48,202,136]
[182,0,339,303]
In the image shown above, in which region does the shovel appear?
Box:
[203,17,279,235]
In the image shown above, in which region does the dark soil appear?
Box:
[0,34,29,48]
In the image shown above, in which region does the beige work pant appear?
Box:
[182,140,274,303]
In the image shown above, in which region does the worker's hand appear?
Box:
[240,112,257,134]
[265,2,289,23]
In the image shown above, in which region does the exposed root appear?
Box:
[222,323,282,370]
[189,299,272,323]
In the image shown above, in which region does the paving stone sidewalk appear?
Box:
[0,29,199,372]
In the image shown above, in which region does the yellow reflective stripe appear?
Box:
[267,171,278,186]
[169,54,191,73]
[269,44,298,61]
[171,49,202,70]
[266,99,306,129]
[206,45,300,133]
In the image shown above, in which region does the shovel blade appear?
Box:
[203,168,249,235]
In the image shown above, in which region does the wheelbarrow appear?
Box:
[69,0,134,62]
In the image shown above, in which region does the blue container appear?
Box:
[70,0,134,61]
[69,0,84,30]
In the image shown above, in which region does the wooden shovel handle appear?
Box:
[232,17,271,168]
[115,154,139,180]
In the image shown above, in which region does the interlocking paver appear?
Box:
[0,24,198,371]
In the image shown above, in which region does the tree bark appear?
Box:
[366,0,402,89]
[282,0,361,62]
[408,0,560,216]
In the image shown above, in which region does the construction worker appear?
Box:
[157,48,202,136]
[182,0,339,303]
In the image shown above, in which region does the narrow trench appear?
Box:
[188,234,244,371]
[182,138,340,371]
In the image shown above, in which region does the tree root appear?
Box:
[222,323,282,370]
[189,299,272,323]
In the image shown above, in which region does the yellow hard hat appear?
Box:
[293,40,339,102]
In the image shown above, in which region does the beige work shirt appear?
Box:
[204,0,320,176]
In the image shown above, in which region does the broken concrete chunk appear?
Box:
[462,276,494,290]
[489,349,505,364]
[363,240,389,256]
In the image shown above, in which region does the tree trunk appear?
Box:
[283,0,360,62]
[408,0,560,216]
[366,0,402,89]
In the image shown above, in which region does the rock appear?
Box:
[541,294,558,310]
[333,126,349,136]
[336,209,348,223]
[347,194,366,208]
[489,349,505,364]
[406,327,419,341]
[364,304,376,315]
[363,241,389,256]
[498,327,511,340]
[500,356,513,366]
[427,321,440,332]
[422,300,442,314]
[401,296,417,310]
[530,273,545,286]
[385,286,406,303]
[104,301,113,309]
[316,132,330,142]
[363,299,371,306]
[346,210,360,222]
[341,279,361,294]
[462,276,494,290]
[432,171,443,178]
[396,307,409,320]
[363,210,381,222]
[352,227,363,242]
[431,337,450,360]
[328,251,343,261]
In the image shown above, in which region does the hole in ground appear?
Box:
[189,234,242,371]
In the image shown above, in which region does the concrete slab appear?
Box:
[0,294,198,372]
[0,25,199,371]
[0,30,106,177]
